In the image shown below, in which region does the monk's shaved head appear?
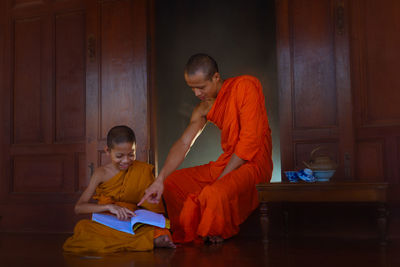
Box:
[184,53,219,80]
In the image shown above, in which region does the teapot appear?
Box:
[303,146,337,170]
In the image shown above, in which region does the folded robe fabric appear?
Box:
[164,75,273,243]
[63,161,170,253]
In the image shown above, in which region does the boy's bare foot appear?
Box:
[154,235,176,248]
[204,236,224,244]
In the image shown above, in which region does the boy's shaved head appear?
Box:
[107,125,136,148]
[184,53,219,80]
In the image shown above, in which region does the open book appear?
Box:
[92,209,170,235]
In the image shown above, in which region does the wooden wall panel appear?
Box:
[13,17,43,144]
[0,0,152,232]
[355,140,384,182]
[350,0,400,185]
[128,0,149,161]
[100,0,137,138]
[278,0,354,180]
[360,0,400,126]
[1,0,88,232]
[12,0,44,9]
[13,155,66,192]
[86,0,150,167]
[99,151,111,167]
[398,137,400,183]
[0,203,83,232]
[0,0,6,201]
[55,11,86,143]
[294,142,338,171]
[77,152,87,191]
[292,0,337,128]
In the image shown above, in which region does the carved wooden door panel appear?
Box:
[86,0,152,176]
[0,0,153,232]
[350,0,400,196]
[277,0,354,180]
[0,0,87,232]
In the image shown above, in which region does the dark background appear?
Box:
[155,0,280,181]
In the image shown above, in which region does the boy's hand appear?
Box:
[138,179,164,206]
[108,204,136,221]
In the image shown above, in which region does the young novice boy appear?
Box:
[63,125,175,253]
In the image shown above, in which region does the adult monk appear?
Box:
[138,53,273,244]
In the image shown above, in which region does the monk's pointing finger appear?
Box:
[137,195,147,206]
[148,195,160,204]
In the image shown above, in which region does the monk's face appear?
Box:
[185,71,221,101]
[107,142,136,171]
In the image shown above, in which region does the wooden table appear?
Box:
[256,182,388,245]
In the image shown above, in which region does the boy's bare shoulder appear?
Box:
[92,164,116,183]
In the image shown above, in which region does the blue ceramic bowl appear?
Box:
[313,170,335,182]
[297,168,316,182]
[284,171,299,182]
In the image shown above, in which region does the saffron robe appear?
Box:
[63,161,169,253]
[164,75,273,243]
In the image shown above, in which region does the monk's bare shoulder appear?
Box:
[193,99,215,119]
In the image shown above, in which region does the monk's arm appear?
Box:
[74,170,134,220]
[138,104,208,205]
[158,118,206,181]
[217,153,246,180]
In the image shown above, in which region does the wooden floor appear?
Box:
[0,232,399,267]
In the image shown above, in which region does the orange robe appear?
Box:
[164,75,273,243]
[63,161,170,253]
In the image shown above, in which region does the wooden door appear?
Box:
[86,0,153,175]
[277,0,354,180]
[0,0,153,232]
[349,0,400,198]
[0,0,88,232]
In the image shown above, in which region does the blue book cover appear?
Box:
[92,209,168,235]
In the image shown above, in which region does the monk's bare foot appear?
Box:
[154,235,176,249]
[204,236,224,244]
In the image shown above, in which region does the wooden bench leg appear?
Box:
[283,204,289,239]
[377,203,388,246]
[259,202,269,244]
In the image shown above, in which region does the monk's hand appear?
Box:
[138,179,164,206]
[108,204,136,221]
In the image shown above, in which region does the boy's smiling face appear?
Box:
[107,142,136,171]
